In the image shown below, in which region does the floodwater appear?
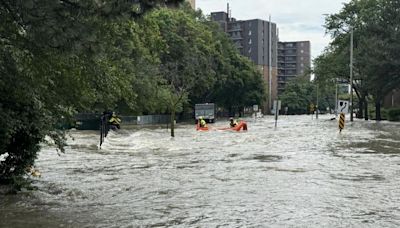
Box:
[1,115,400,227]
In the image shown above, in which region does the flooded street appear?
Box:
[1,115,400,227]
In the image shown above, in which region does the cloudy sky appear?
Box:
[196,0,350,60]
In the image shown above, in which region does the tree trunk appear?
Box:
[375,99,381,121]
[357,99,364,119]
[170,108,175,137]
[364,98,369,120]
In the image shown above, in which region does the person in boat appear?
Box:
[229,117,238,128]
[198,116,207,128]
[108,112,121,130]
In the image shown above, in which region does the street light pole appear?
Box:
[350,26,354,121]
[323,14,354,121]
[268,15,272,114]
[335,78,338,117]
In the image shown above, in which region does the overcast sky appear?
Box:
[196,0,350,61]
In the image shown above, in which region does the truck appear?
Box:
[195,103,216,123]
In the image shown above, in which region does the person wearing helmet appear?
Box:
[109,112,121,130]
[199,116,207,128]
[229,117,238,128]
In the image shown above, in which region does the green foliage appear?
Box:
[320,0,400,120]
[1,0,266,181]
[387,108,400,121]
[280,76,315,114]
[0,0,184,183]
[202,21,265,114]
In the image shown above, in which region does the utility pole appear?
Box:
[350,26,354,122]
[268,15,272,114]
[335,78,338,117]
[316,84,319,119]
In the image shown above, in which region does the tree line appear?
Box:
[313,0,400,120]
[279,0,399,117]
[0,0,265,183]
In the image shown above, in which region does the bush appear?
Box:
[387,108,400,121]
[368,107,389,120]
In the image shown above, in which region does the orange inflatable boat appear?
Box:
[196,121,248,132]
[196,123,209,131]
[218,121,248,131]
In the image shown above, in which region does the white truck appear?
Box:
[195,103,216,123]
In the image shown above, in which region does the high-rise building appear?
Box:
[277,41,311,95]
[210,10,311,113]
[211,11,278,113]
[186,0,195,9]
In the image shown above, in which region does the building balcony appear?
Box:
[284,64,297,69]
[227,27,242,32]
[230,36,243,40]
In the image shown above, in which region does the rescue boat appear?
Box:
[196,123,209,131]
[219,121,248,131]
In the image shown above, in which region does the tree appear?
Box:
[323,0,400,120]
[280,75,315,114]
[0,0,183,184]
[140,8,217,136]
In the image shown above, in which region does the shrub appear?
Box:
[387,108,400,121]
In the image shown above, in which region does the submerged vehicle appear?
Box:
[195,103,215,123]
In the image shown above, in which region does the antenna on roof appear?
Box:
[227,3,230,20]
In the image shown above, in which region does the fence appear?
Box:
[74,113,171,130]
[135,115,170,125]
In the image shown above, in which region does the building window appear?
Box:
[249,21,252,27]
[300,49,304,53]
[248,30,252,36]
[248,47,252,53]
[300,42,304,47]
[301,57,304,61]
[301,63,304,67]
[248,39,252,44]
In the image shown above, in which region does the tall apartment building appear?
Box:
[211,11,279,112]
[186,0,195,9]
[277,41,311,95]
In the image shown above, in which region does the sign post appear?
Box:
[339,113,345,132]
[337,100,349,132]
[274,100,281,128]
[253,104,258,120]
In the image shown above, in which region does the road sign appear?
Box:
[310,103,315,112]
[273,100,281,128]
[273,100,281,111]
[338,100,349,114]
[339,112,345,132]
[253,104,259,112]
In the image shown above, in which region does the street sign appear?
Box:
[338,100,349,114]
[273,100,281,111]
[310,103,315,112]
[253,104,259,112]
